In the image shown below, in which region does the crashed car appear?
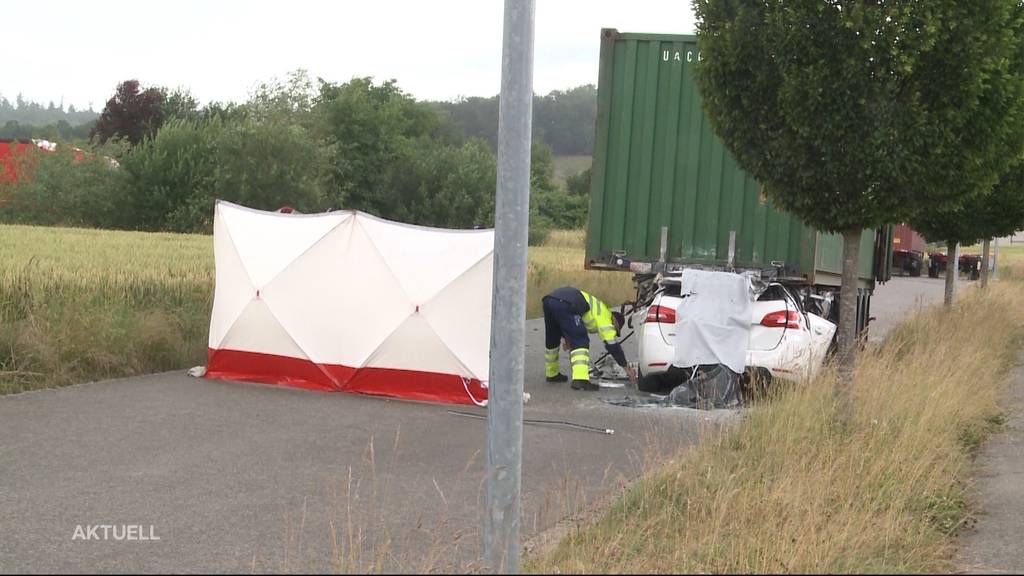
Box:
[638,272,836,384]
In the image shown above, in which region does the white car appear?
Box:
[638,276,836,382]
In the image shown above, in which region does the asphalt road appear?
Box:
[0,276,963,573]
[867,273,973,341]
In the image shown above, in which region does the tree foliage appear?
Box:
[432,84,598,156]
[0,94,98,127]
[120,116,328,233]
[530,141,588,239]
[694,0,1024,378]
[119,119,220,231]
[694,0,1024,233]
[915,159,1024,245]
[314,77,438,212]
[4,72,590,236]
[388,138,497,228]
[160,88,200,124]
[0,142,128,229]
[565,167,591,197]
[91,80,166,145]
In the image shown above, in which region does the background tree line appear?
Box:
[0,73,597,242]
[432,84,597,156]
[0,94,98,142]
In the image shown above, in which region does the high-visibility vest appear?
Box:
[578,289,618,344]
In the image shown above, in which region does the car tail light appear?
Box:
[760,310,800,329]
[646,305,676,324]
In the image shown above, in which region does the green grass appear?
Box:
[526,282,1024,573]
[0,224,629,394]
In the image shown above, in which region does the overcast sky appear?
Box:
[2,0,697,111]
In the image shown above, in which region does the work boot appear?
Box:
[545,373,568,383]
[571,379,599,391]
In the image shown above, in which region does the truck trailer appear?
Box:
[585,30,892,338]
[892,224,926,277]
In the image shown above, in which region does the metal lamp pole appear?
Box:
[484,0,534,573]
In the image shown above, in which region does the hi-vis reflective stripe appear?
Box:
[570,348,589,365]
[545,348,559,360]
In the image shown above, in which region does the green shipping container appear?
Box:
[585,29,891,289]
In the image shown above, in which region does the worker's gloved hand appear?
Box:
[625,364,638,384]
[562,338,570,352]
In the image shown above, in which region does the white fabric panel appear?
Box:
[217,299,310,360]
[210,201,494,381]
[217,201,349,288]
[358,215,494,304]
[673,270,753,374]
[421,254,493,380]
[363,314,470,376]
[209,212,256,348]
[260,220,412,366]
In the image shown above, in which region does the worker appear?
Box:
[542,286,637,391]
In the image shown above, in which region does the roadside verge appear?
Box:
[527,283,1023,573]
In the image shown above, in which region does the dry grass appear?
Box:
[0,224,213,393]
[526,282,1024,573]
[526,230,635,318]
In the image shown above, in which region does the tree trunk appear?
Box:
[993,238,1000,280]
[944,240,959,307]
[981,238,991,290]
[835,229,861,420]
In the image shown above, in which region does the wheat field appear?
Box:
[0,224,630,393]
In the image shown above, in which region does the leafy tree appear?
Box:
[204,118,328,228]
[694,0,1024,386]
[529,141,588,236]
[161,88,200,124]
[0,94,98,127]
[0,120,32,140]
[914,159,1024,297]
[533,85,598,156]
[247,69,316,125]
[432,85,598,156]
[119,119,220,230]
[314,77,438,213]
[0,141,128,229]
[433,96,500,150]
[121,116,329,232]
[565,167,591,197]
[199,101,249,124]
[389,138,497,228]
[91,80,166,145]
